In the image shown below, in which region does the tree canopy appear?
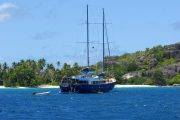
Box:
[0,59,81,87]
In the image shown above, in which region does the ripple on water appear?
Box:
[0,87,179,120]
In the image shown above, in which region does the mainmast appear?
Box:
[102,8,105,72]
[87,5,90,67]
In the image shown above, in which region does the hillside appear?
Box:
[0,43,179,87]
[104,42,180,85]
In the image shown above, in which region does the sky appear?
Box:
[0,0,180,66]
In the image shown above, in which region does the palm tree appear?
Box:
[38,58,46,70]
[3,62,8,71]
[12,62,17,68]
[57,61,60,69]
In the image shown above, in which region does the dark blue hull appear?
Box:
[60,82,115,93]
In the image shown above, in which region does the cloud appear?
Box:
[171,21,180,31]
[41,45,49,50]
[0,2,17,22]
[0,12,11,22]
[32,31,57,40]
[0,2,17,11]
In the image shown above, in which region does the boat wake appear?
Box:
[33,91,51,96]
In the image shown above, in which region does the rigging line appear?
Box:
[104,10,110,74]
[79,22,112,25]
[104,12,111,57]
[76,41,112,44]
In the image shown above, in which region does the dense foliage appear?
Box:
[167,74,180,85]
[0,43,179,87]
[0,59,81,87]
[104,43,180,85]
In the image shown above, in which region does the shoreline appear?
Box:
[0,85,59,89]
[115,85,157,88]
[38,85,59,88]
[0,84,178,89]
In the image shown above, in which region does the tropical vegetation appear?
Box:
[0,59,81,87]
[0,42,179,87]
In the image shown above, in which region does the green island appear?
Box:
[0,42,179,87]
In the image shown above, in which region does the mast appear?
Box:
[102,8,105,72]
[87,5,90,67]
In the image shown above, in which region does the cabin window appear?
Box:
[77,81,88,84]
[92,81,106,84]
[92,81,99,84]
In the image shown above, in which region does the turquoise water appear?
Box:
[0,87,180,120]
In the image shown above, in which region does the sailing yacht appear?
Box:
[60,5,116,93]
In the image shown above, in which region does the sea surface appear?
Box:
[0,87,180,120]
